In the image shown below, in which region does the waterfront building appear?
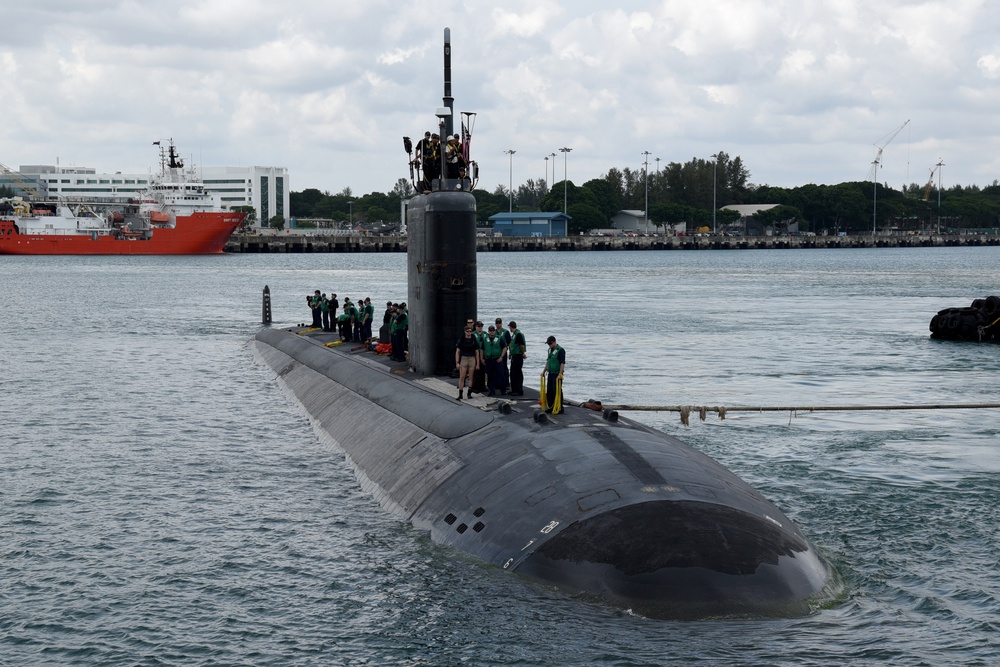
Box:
[611,210,652,233]
[14,163,289,228]
[488,211,570,237]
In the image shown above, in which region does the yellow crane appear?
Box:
[923,159,944,201]
[0,161,43,200]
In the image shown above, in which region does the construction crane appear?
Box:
[923,158,944,201]
[0,161,44,200]
[923,158,945,234]
[922,169,935,201]
[868,119,910,235]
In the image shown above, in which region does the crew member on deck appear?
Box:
[507,321,526,396]
[482,325,508,396]
[309,290,322,328]
[541,335,565,413]
[455,325,479,400]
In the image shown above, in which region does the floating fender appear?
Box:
[930,296,1000,342]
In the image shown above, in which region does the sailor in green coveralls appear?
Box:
[541,335,565,413]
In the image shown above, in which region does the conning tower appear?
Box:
[405,28,479,376]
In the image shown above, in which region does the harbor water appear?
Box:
[2,247,999,666]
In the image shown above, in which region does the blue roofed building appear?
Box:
[488,212,571,237]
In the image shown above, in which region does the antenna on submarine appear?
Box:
[442,27,454,139]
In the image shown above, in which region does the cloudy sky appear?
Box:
[3,0,999,197]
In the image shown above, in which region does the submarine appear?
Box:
[251,28,830,620]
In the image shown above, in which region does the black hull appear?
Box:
[252,326,829,619]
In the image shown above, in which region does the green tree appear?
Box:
[566,203,604,233]
[269,214,286,230]
[716,208,742,228]
[291,188,327,217]
[365,205,389,222]
[582,178,623,220]
[752,205,802,232]
[232,205,257,231]
[391,178,414,199]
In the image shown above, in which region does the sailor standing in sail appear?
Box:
[445,134,466,179]
[414,132,440,192]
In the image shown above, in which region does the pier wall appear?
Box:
[225,233,1000,253]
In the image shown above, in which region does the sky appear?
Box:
[2,0,999,197]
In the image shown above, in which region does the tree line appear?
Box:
[288,154,1000,235]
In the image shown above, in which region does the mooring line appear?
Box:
[598,403,1000,425]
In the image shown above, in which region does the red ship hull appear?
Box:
[0,212,244,255]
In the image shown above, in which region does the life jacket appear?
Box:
[546,345,564,373]
[483,334,505,359]
[509,329,524,355]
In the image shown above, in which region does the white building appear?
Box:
[17,163,289,228]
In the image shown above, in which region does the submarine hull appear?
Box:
[252,326,830,619]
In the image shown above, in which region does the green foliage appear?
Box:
[473,188,506,223]
[566,203,604,233]
[269,214,286,230]
[752,205,803,227]
[365,206,389,222]
[0,185,15,197]
[582,178,623,220]
[716,208,742,226]
[232,205,257,231]
[289,152,1000,234]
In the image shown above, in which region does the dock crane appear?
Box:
[924,158,944,233]
[868,119,910,235]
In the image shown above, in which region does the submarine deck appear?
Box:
[288,326,582,413]
[253,324,830,618]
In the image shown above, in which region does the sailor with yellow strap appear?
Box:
[541,335,565,415]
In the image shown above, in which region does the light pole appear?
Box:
[710,153,718,234]
[655,157,660,174]
[559,147,572,214]
[549,152,556,189]
[348,200,354,228]
[543,155,549,193]
[504,149,516,212]
[936,158,944,235]
[642,151,651,234]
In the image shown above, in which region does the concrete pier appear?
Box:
[225,232,1000,253]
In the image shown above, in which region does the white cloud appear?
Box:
[978,54,1000,79]
[0,0,998,194]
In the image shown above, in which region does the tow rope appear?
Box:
[598,402,1000,426]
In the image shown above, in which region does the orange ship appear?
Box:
[0,141,246,255]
